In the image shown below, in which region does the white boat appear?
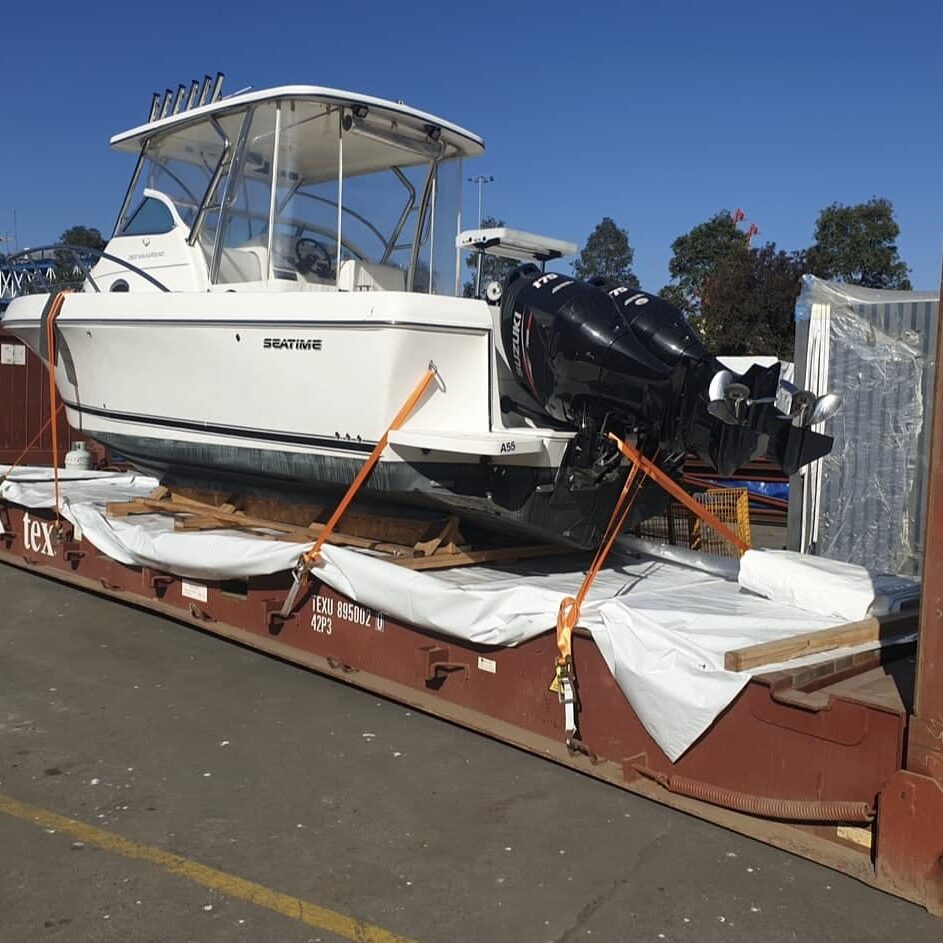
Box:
[1,77,837,548]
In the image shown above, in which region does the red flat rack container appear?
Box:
[0,326,71,466]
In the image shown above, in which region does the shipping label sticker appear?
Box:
[181,580,208,603]
[1,343,26,366]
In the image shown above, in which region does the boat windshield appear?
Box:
[116,113,241,232]
[114,98,463,295]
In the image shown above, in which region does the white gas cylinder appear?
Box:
[64,441,93,470]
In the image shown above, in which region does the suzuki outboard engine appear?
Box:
[498,264,835,495]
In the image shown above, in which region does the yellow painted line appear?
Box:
[0,792,416,943]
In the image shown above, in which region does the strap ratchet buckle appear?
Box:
[554,657,578,740]
[279,557,311,620]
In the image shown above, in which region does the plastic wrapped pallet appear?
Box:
[788,276,938,576]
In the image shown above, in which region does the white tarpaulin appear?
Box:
[0,467,917,761]
[739,548,918,622]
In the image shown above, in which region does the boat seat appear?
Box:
[218,246,268,284]
[338,259,405,292]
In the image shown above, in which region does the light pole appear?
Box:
[468,174,494,228]
[468,175,494,296]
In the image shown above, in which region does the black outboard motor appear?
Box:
[498,265,834,487]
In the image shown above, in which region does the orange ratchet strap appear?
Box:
[607,433,749,554]
[0,403,65,487]
[552,447,652,743]
[553,433,749,745]
[302,362,439,567]
[554,457,647,665]
[278,361,439,619]
[44,292,69,526]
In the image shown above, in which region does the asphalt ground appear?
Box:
[0,561,939,943]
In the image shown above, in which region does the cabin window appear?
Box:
[119,196,175,236]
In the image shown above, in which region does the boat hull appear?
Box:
[3,289,656,548]
[88,426,650,548]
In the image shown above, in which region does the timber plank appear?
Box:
[724,611,918,672]
[106,491,553,567]
[396,543,573,571]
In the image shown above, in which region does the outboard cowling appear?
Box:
[498,265,835,484]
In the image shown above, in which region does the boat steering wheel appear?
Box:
[294,237,333,278]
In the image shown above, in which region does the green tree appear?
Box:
[60,225,107,251]
[663,211,749,317]
[696,242,804,358]
[53,226,107,287]
[573,217,638,285]
[658,283,688,311]
[463,215,518,297]
[805,198,911,289]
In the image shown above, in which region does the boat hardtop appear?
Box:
[110,85,485,157]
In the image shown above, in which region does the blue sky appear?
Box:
[2,0,941,291]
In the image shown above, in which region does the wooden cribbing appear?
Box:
[100,489,584,570]
[394,543,572,571]
[108,496,439,555]
[724,610,918,672]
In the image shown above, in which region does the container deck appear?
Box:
[0,497,940,915]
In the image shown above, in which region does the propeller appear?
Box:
[810,392,842,425]
[707,369,758,425]
[789,390,816,426]
[708,368,839,430]
[707,399,737,425]
[709,369,734,403]
[788,389,842,427]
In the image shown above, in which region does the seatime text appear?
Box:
[263,338,322,350]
